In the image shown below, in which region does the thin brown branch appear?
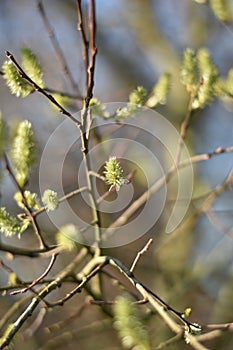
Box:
[0,295,32,332]
[49,261,105,306]
[40,319,111,350]
[76,256,205,349]
[22,307,47,339]
[5,51,81,127]
[37,1,81,94]
[154,333,183,349]
[0,259,51,304]
[26,185,89,219]
[4,152,48,249]
[10,253,57,295]
[0,242,58,258]
[0,248,88,349]
[105,145,233,234]
[130,238,153,273]
[44,86,83,100]
[175,78,203,166]
[198,166,233,214]
[206,322,233,331]
[75,0,101,256]
[45,299,88,333]
[85,0,97,107]
[76,0,89,73]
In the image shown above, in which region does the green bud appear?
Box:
[182,307,192,318]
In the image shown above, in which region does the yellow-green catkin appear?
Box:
[210,0,230,22]
[104,156,125,191]
[21,47,44,87]
[147,72,171,107]
[11,120,36,188]
[113,294,150,350]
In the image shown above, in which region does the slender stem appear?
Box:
[10,253,57,295]
[4,153,48,249]
[0,243,58,257]
[175,78,203,166]
[37,0,81,94]
[76,0,89,75]
[130,238,153,273]
[5,51,81,127]
[105,145,233,233]
[29,186,89,218]
[76,0,101,255]
[44,86,83,100]
[0,248,88,349]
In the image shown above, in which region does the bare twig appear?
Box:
[44,86,83,100]
[175,78,203,166]
[26,185,89,219]
[39,319,111,350]
[0,242,58,258]
[45,299,88,333]
[10,253,57,295]
[105,145,233,234]
[0,295,33,332]
[49,261,105,306]
[75,0,101,256]
[5,51,81,127]
[0,248,88,349]
[22,307,47,339]
[0,259,50,304]
[4,152,48,249]
[76,256,206,349]
[37,1,81,94]
[206,322,233,331]
[76,0,89,75]
[85,0,97,107]
[130,238,153,273]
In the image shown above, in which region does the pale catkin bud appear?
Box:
[210,0,230,22]
[147,72,171,107]
[104,156,125,192]
[0,208,28,237]
[113,294,150,350]
[180,48,198,93]
[195,48,218,108]
[129,86,147,107]
[11,120,36,188]
[14,191,41,210]
[115,86,147,120]
[42,189,59,211]
[225,68,233,95]
[21,47,44,87]
[56,224,80,251]
[0,114,5,157]
[2,61,32,98]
